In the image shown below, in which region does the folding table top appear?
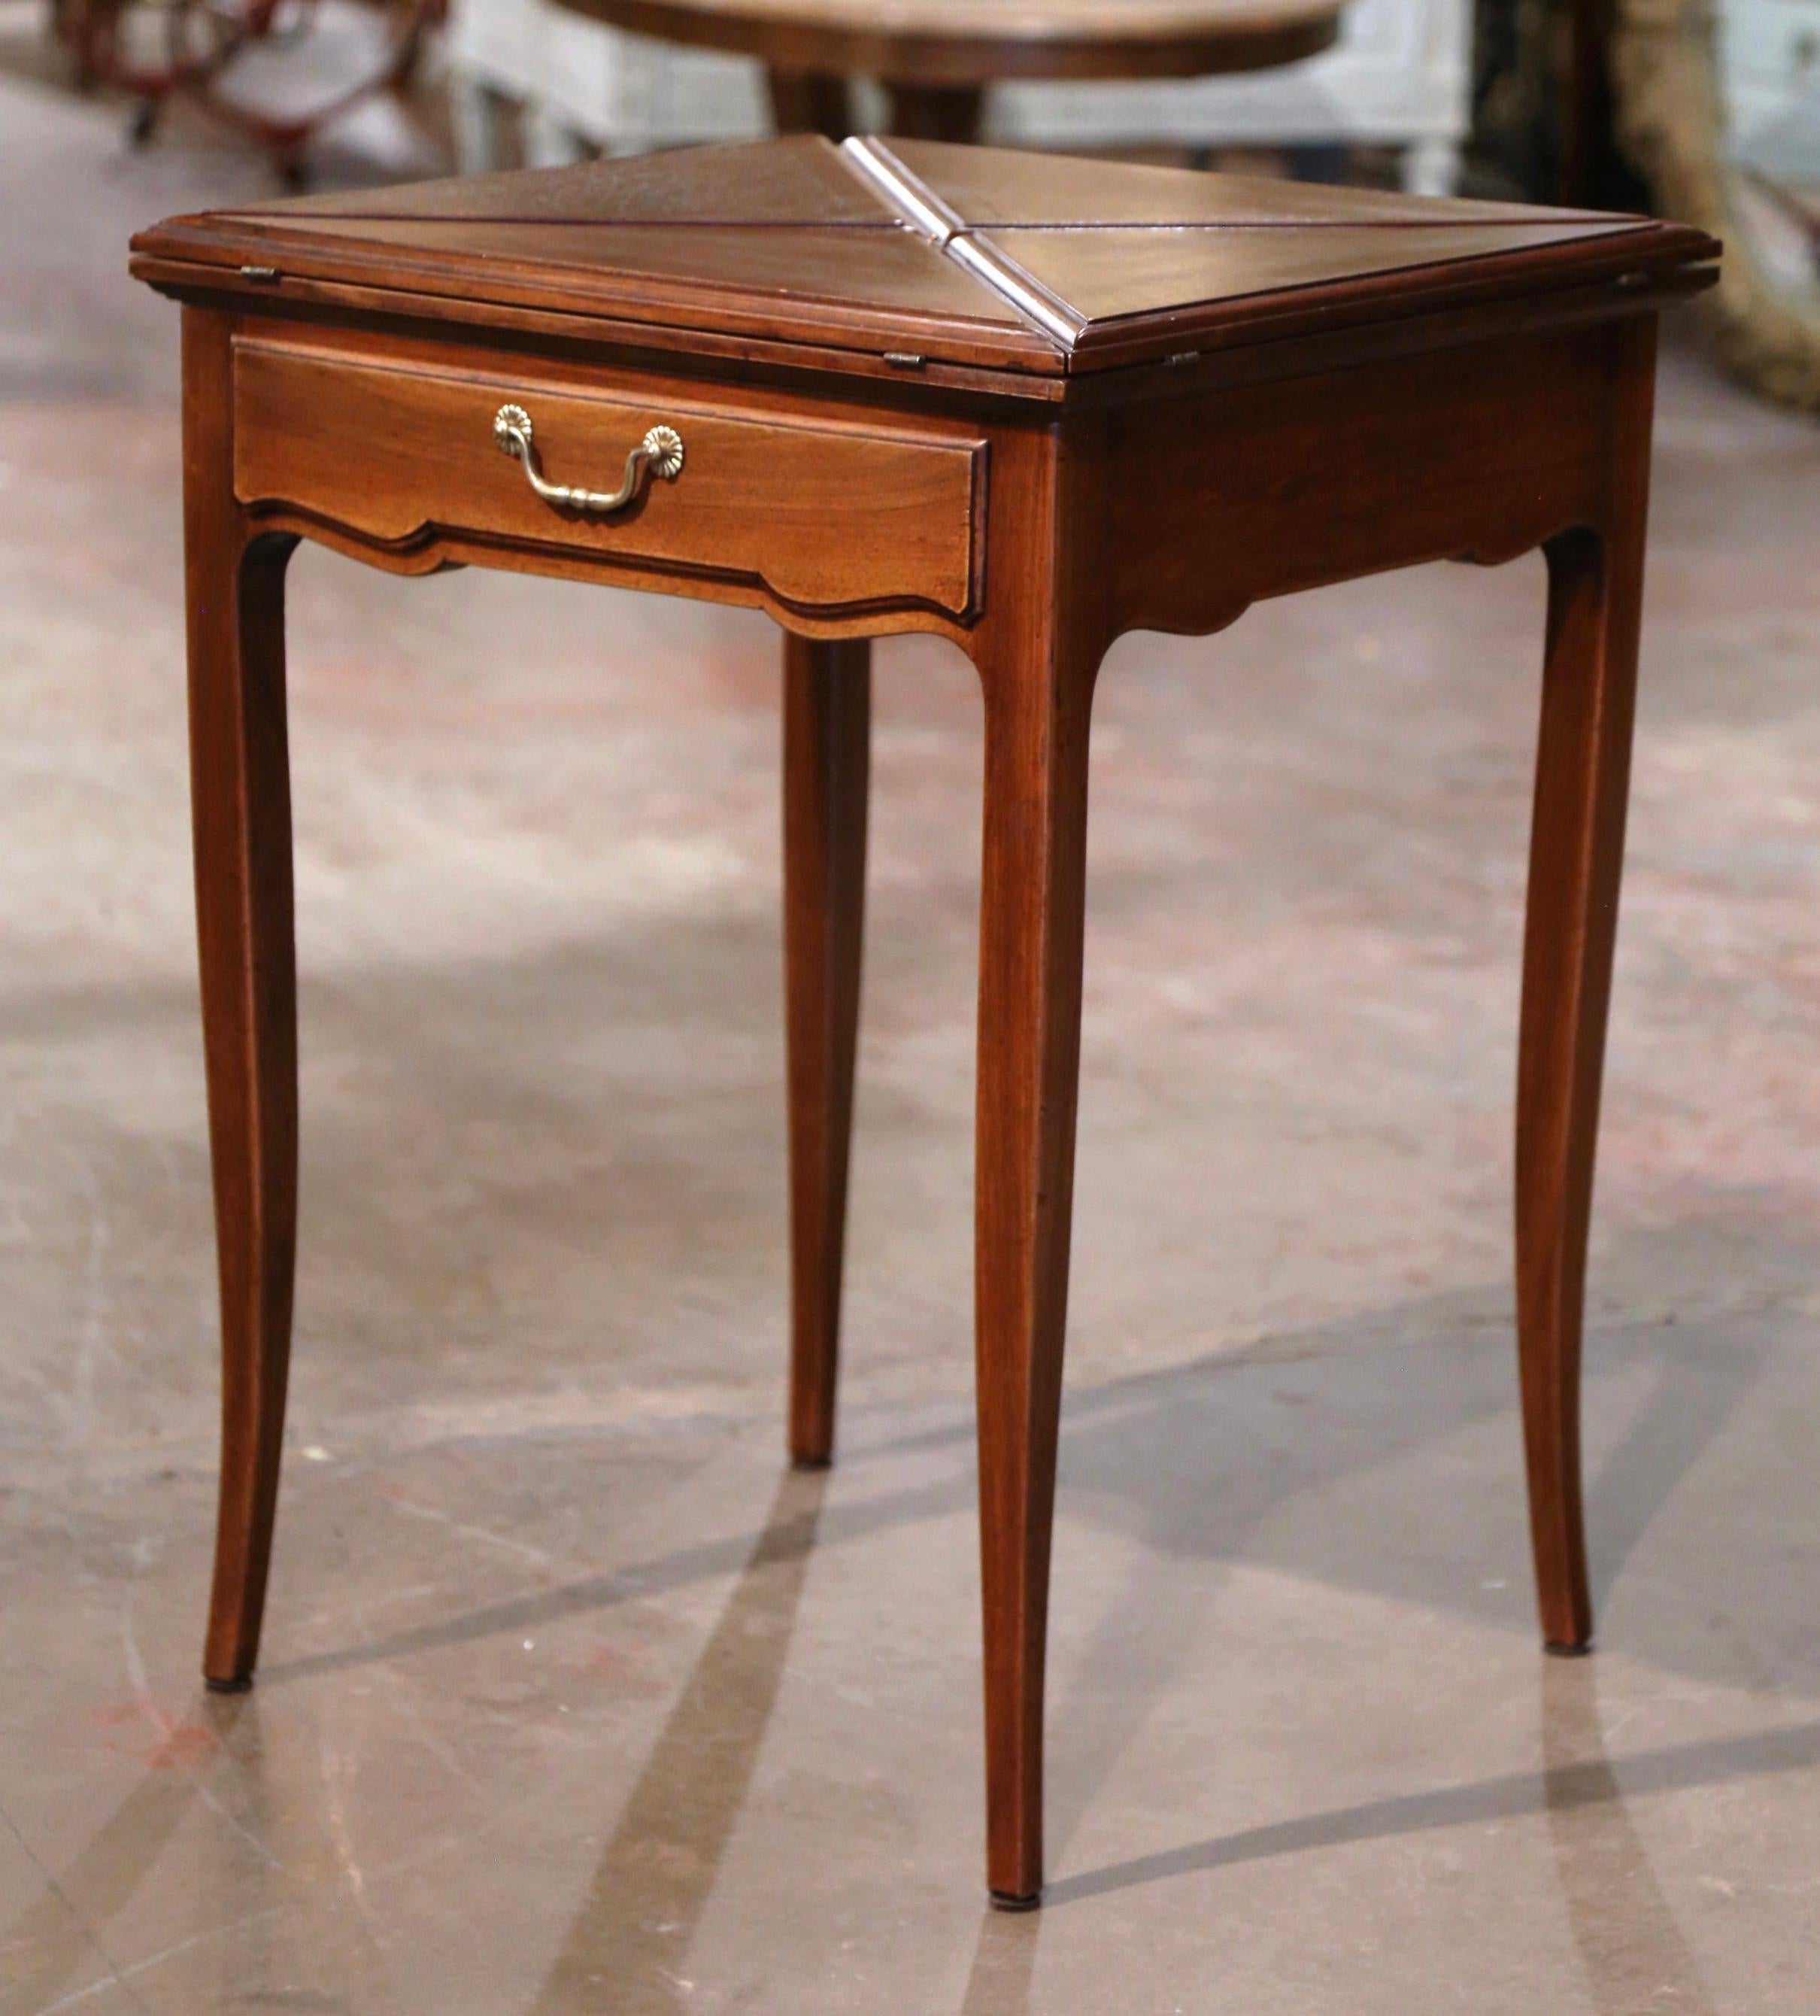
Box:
[131,135,1720,380]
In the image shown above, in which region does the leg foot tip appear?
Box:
[989,1888,1042,1913]
[790,1453,834,1473]
[1543,1637,1594,1659]
[205,1673,254,1694]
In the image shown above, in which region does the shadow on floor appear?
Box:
[948,1655,1793,2015]
[254,1252,1794,1720]
[1040,1713,1820,1908]
[526,1468,827,2015]
[1541,1653,1720,2016]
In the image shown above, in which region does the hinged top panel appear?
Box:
[130,135,1719,382]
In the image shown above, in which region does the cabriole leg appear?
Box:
[183,310,301,1690]
[1515,324,1658,1653]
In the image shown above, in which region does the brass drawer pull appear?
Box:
[493,403,684,515]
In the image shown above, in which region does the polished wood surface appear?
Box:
[212,132,899,220]
[880,135,1618,223]
[129,136,1716,384]
[231,330,987,619]
[1516,320,1657,1652]
[182,309,302,1691]
[968,421,1106,1905]
[136,138,1717,1906]
[781,635,871,1466]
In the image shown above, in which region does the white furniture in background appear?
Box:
[447,0,763,166]
[1719,0,1820,185]
[996,0,1470,194]
[447,0,1469,193]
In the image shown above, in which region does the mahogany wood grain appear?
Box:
[1095,323,1621,640]
[1515,318,1658,1653]
[183,309,302,1691]
[137,138,1718,1907]
[221,132,893,223]
[781,634,871,1468]
[965,421,1109,1908]
[126,251,1712,418]
[131,136,1717,384]
[230,333,988,621]
[884,135,1624,226]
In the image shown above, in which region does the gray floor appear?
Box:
[4,62,1820,2016]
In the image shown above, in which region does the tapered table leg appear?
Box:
[1515,323,1658,1654]
[781,634,870,1468]
[183,311,301,1691]
[972,597,1101,1907]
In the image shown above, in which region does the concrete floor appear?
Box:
[4,62,1820,2016]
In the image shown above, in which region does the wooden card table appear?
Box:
[131,136,1716,1906]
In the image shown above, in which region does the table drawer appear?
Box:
[232,338,986,621]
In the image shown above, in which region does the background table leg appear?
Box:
[884,81,984,143]
[766,67,853,141]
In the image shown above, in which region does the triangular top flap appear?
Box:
[879,137,1635,230]
[981,219,1651,334]
[213,217,1031,324]
[212,135,897,228]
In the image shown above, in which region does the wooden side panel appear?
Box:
[232,337,985,620]
[1098,322,1629,640]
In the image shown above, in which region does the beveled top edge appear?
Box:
[1054,223,1722,360]
[127,217,1072,375]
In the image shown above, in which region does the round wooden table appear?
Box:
[548,0,1345,142]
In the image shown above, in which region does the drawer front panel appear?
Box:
[232,339,985,619]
